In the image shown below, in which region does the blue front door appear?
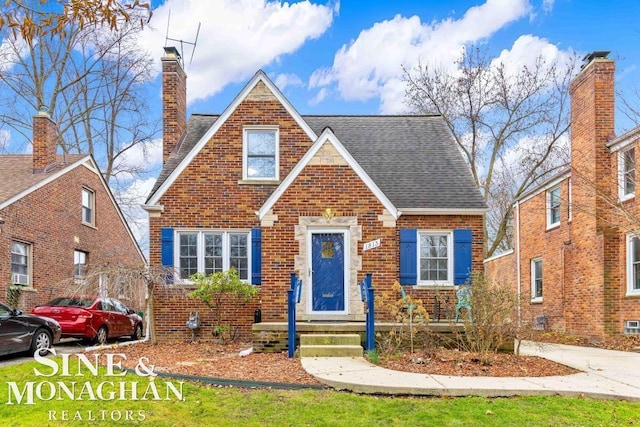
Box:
[311,233,345,312]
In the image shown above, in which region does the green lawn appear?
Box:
[1,359,639,426]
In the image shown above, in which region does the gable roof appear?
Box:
[303,116,486,211]
[258,127,398,219]
[0,154,86,207]
[146,69,317,206]
[0,154,146,262]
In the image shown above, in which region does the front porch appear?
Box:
[252,321,464,353]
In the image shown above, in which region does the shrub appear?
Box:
[188,269,258,342]
[452,274,518,363]
[374,281,430,356]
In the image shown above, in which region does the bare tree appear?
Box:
[0,15,159,186]
[404,47,579,257]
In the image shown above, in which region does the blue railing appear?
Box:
[359,273,375,352]
[287,272,302,358]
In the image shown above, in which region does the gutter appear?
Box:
[515,200,522,327]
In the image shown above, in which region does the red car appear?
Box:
[32,297,143,345]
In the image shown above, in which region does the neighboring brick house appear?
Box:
[485,51,640,338]
[144,47,487,343]
[0,110,145,311]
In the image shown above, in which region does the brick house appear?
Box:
[0,110,145,311]
[144,47,486,344]
[485,51,640,338]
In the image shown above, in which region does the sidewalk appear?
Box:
[300,340,640,400]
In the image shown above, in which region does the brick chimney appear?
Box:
[569,51,615,229]
[32,108,58,173]
[162,46,187,165]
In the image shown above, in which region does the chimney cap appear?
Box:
[163,46,181,59]
[583,50,611,64]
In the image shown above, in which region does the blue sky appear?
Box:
[141,0,640,121]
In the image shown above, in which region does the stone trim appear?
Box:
[261,209,279,227]
[294,215,364,321]
[377,209,396,227]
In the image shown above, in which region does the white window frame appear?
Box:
[242,126,279,180]
[74,250,87,277]
[82,187,95,226]
[546,186,561,229]
[11,241,31,287]
[174,230,251,283]
[626,233,640,296]
[567,178,572,222]
[531,258,543,302]
[417,230,453,286]
[619,146,636,201]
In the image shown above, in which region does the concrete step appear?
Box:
[299,344,364,358]
[300,333,361,346]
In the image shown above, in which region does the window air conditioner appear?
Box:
[11,273,28,285]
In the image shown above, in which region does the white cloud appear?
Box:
[0,129,10,151]
[309,87,329,106]
[491,34,575,78]
[139,0,335,104]
[542,0,555,13]
[273,72,304,91]
[309,0,535,113]
[112,138,163,181]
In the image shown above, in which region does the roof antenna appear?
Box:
[164,10,201,69]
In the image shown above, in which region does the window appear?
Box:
[243,128,278,180]
[619,147,636,200]
[418,232,452,284]
[11,241,30,286]
[74,250,87,277]
[82,188,95,225]
[547,186,561,228]
[531,258,543,301]
[177,231,249,281]
[626,234,640,296]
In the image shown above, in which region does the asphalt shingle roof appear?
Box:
[0,154,86,205]
[148,114,486,211]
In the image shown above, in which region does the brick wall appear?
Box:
[0,161,144,311]
[484,250,516,293]
[162,53,187,164]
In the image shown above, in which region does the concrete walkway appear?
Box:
[301,340,640,400]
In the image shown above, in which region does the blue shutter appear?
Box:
[454,229,472,285]
[161,228,174,284]
[251,228,262,285]
[399,229,417,285]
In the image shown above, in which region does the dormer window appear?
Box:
[243,127,279,180]
[619,146,635,201]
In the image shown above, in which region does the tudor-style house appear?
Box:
[0,110,145,311]
[145,47,487,344]
[485,52,640,339]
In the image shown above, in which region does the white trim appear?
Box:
[141,204,164,213]
[0,156,145,263]
[618,146,636,202]
[398,207,487,216]
[626,233,640,296]
[0,156,90,210]
[307,228,349,316]
[242,126,280,180]
[417,230,453,286]
[518,172,570,205]
[257,128,398,220]
[483,249,514,264]
[546,185,561,230]
[173,229,251,284]
[568,178,573,222]
[531,257,543,302]
[81,186,95,227]
[608,126,640,151]
[146,70,318,206]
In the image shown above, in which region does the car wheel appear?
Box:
[131,324,143,341]
[95,326,108,345]
[30,329,52,356]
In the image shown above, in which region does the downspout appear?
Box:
[515,201,522,327]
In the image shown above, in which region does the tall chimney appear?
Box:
[32,108,58,173]
[569,51,615,229]
[162,46,187,165]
